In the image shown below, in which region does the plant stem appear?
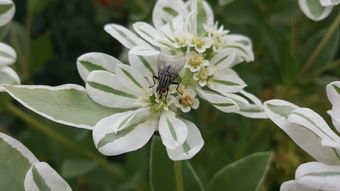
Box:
[5,103,126,181]
[173,161,184,191]
[299,14,340,75]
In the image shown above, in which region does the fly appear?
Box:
[150,55,184,98]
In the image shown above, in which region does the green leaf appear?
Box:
[149,136,205,191]
[0,4,12,15]
[62,159,97,178]
[3,84,124,129]
[0,133,37,191]
[207,152,272,191]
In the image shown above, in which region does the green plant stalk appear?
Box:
[173,161,184,191]
[5,103,126,181]
[300,14,340,75]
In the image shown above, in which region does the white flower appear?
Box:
[79,51,204,161]
[185,52,209,72]
[0,0,19,91]
[189,36,213,53]
[264,81,340,191]
[298,0,339,21]
[175,88,199,112]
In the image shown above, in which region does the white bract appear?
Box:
[298,0,339,21]
[103,0,266,119]
[0,0,19,91]
[264,81,340,191]
[77,51,204,161]
[0,132,72,190]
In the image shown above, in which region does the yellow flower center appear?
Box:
[188,54,204,68]
[197,68,210,81]
[192,37,204,49]
[181,94,194,106]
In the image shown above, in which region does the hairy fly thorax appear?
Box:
[156,65,178,95]
[150,55,184,98]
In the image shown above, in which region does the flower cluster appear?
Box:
[0,0,19,91]
[264,81,340,191]
[72,0,268,160]
[104,0,266,119]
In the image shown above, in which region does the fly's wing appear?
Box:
[158,53,185,76]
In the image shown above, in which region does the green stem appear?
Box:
[173,161,184,191]
[299,14,340,75]
[5,103,126,181]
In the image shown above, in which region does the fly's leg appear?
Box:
[170,82,181,94]
[149,76,159,88]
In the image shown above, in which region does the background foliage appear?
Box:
[0,0,339,190]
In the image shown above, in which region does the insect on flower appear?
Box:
[150,55,184,98]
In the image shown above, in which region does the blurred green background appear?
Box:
[0,0,339,190]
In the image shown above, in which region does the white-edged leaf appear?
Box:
[264,100,340,165]
[0,132,72,191]
[196,0,214,35]
[207,152,272,191]
[104,24,151,49]
[197,88,238,113]
[0,0,15,27]
[129,46,159,78]
[326,81,340,105]
[86,70,138,109]
[320,0,340,6]
[24,162,72,191]
[224,34,254,64]
[210,70,247,94]
[210,50,236,70]
[0,132,36,191]
[280,180,317,191]
[115,64,149,95]
[0,42,17,66]
[0,66,20,91]
[158,110,188,150]
[93,110,157,156]
[329,100,340,133]
[296,162,340,191]
[3,84,123,129]
[298,0,333,21]
[288,107,340,141]
[152,0,188,29]
[229,90,267,119]
[133,22,166,48]
[77,52,121,81]
[166,118,204,161]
